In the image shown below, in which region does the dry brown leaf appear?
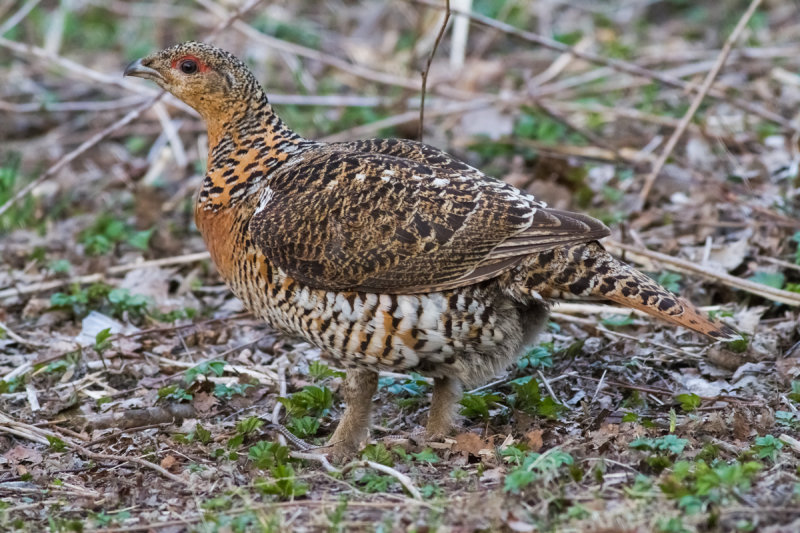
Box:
[453,432,484,456]
[192,391,218,414]
[525,429,544,452]
[3,445,43,465]
[776,356,800,384]
[160,454,179,471]
[732,410,752,441]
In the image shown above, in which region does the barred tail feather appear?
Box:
[517,242,738,340]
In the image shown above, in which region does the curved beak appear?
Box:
[123,58,164,82]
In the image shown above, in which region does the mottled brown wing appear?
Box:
[250,144,609,293]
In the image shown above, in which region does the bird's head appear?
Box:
[124,42,266,122]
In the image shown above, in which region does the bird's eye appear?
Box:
[180,59,198,74]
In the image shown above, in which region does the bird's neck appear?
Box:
[197,100,315,214]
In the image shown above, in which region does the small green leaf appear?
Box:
[747,271,785,290]
[601,313,634,327]
[675,393,701,412]
[752,434,783,461]
[503,469,536,493]
[459,391,501,421]
[194,424,212,445]
[235,416,263,436]
[46,435,67,452]
[287,416,319,438]
[630,435,688,455]
[307,360,345,381]
[94,328,112,353]
[127,228,154,250]
[411,448,439,464]
[362,443,394,466]
[622,412,639,423]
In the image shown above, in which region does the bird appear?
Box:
[124,42,737,458]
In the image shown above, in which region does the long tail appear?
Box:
[515,241,738,340]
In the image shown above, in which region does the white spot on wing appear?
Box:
[254,186,274,214]
[431,177,450,187]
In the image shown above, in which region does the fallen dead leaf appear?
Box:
[4,445,43,465]
[453,432,485,456]
[192,391,218,415]
[733,409,752,441]
[525,429,544,452]
[160,454,179,471]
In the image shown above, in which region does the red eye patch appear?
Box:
[171,55,209,72]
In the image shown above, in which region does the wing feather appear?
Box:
[250,142,609,293]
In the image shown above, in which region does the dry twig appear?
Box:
[411,0,796,130]
[418,0,451,140]
[341,460,423,500]
[605,240,800,307]
[638,0,766,206]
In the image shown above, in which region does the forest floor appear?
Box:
[2,0,800,531]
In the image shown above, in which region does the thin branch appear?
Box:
[410,0,796,131]
[290,451,339,473]
[0,94,163,218]
[0,0,41,36]
[605,239,800,307]
[0,413,189,486]
[638,0,765,207]
[0,1,263,218]
[418,0,451,140]
[196,0,422,91]
[341,460,423,500]
[0,251,210,299]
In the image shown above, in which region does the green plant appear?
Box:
[789,381,800,404]
[656,517,692,533]
[507,376,565,419]
[0,153,36,231]
[378,373,430,408]
[460,391,503,421]
[355,470,396,493]
[656,271,682,293]
[107,288,149,318]
[286,416,320,439]
[675,393,701,412]
[185,360,226,385]
[248,441,290,470]
[326,497,349,533]
[79,214,153,255]
[308,360,345,382]
[362,443,393,466]
[279,385,333,418]
[660,459,762,513]
[747,271,785,290]
[46,435,67,452]
[503,448,574,493]
[601,313,634,328]
[752,435,783,461]
[50,283,110,317]
[410,448,440,464]
[255,463,308,500]
[775,411,800,430]
[630,435,688,455]
[90,510,130,527]
[235,416,264,437]
[158,385,192,402]
[0,376,25,394]
[517,343,554,370]
[214,382,253,400]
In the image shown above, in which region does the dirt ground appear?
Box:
[2,1,800,531]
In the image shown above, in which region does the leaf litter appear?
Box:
[1,1,800,532]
